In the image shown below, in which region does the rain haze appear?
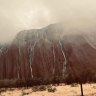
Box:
[0,0,96,44]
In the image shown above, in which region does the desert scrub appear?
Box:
[32,85,46,92]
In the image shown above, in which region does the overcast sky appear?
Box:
[0,0,96,43]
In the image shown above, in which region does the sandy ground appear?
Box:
[0,83,96,96]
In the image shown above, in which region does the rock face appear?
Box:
[0,23,96,84]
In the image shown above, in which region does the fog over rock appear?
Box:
[0,0,96,43]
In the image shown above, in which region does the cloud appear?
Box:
[0,0,96,43]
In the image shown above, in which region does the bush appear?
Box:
[70,83,78,87]
[32,85,46,92]
[47,86,56,92]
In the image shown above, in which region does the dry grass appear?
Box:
[0,83,96,96]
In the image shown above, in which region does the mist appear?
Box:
[0,0,96,44]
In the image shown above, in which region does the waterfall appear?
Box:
[59,40,67,79]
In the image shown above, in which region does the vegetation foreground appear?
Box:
[0,83,96,96]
